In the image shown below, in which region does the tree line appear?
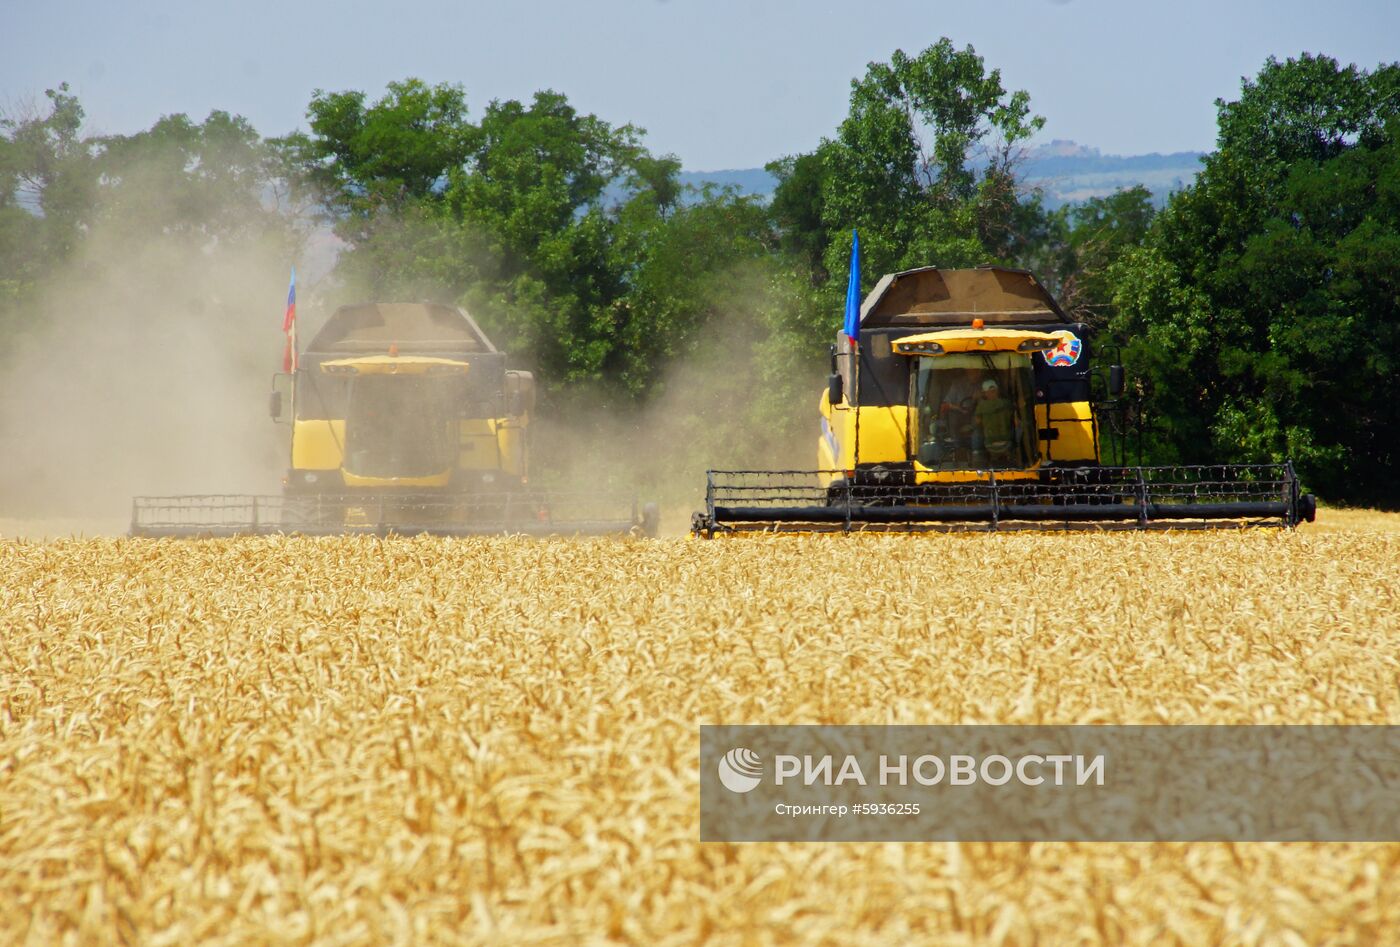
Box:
[2,42,1396,503]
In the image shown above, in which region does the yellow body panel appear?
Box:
[893,328,1061,355]
[1035,400,1097,463]
[455,418,527,478]
[341,470,453,488]
[495,421,526,478]
[291,420,345,471]
[911,467,1040,483]
[457,418,501,472]
[292,416,527,484]
[319,355,471,375]
[818,392,909,468]
[815,392,1098,488]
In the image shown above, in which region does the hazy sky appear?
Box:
[4,0,1397,170]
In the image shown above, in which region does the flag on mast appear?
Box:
[842,230,861,348]
[281,267,297,372]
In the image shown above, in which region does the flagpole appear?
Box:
[842,230,862,486]
[289,309,297,421]
[852,339,861,478]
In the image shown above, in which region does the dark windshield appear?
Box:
[912,353,1038,470]
[343,375,457,478]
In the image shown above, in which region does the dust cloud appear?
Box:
[0,209,302,536]
[528,264,823,531]
[0,156,825,538]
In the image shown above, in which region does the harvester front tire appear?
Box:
[280,496,315,534]
[641,503,661,538]
[281,494,337,532]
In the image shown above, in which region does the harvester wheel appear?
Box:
[281,494,337,532]
[689,511,713,539]
[641,503,661,538]
[281,496,315,532]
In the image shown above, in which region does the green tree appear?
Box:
[276,78,478,280]
[289,79,475,209]
[758,39,1055,449]
[1110,54,1400,503]
[773,39,1046,291]
[287,80,777,406]
[2,89,298,327]
[1048,185,1156,323]
[609,185,774,392]
[452,91,641,253]
[763,38,1052,390]
[0,84,96,317]
[445,91,646,389]
[766,149,831,284]
[95,110,292,248]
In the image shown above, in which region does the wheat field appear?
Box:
[2,515,1399,944]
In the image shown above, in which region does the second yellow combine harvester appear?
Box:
[692,266,1316,535]
[133,302,657,537]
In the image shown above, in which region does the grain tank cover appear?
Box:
[858,266,1067,329]
[305,303,495,356]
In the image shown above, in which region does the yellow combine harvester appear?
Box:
[692,266,1316,535]
[133,302,657,537]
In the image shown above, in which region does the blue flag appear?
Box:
[843,230,861,346]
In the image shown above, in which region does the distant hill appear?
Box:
[677,140,1207,209]
[676,168,779,197]
[1014,140,1205,208]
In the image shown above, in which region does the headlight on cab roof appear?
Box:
[894,340,944,355]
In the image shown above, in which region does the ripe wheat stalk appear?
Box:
[1,521,1398,944]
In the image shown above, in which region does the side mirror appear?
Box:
[269,372,293,422]
[505,370,536,417]
[1108,365,1125,397]
[828,373,844,407]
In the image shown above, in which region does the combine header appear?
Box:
[131,491,653,538]
[692,266,1315,536]
[134,302,657,538]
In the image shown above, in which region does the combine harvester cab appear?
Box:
[133,302,657,538]
[693,266,1316,536]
